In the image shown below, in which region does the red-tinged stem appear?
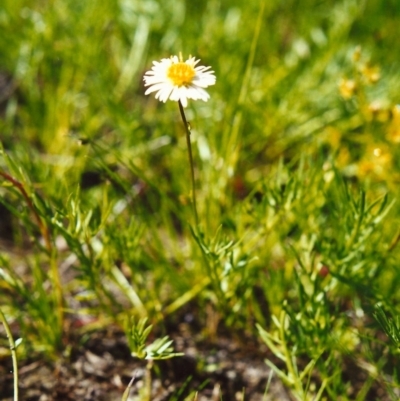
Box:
[0,170,51,252]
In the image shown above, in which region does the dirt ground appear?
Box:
[2,315,397,401]
[0,317,292,401]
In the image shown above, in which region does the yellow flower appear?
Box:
[357,145,392,179]
[339,78,356,99]
[387,105,400,143]
[143,54,216,107]
[360,63,380,84]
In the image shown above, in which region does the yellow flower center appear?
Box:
[167,62,195,87]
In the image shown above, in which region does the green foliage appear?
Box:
[374,304,400,350]
[127,318,183,360]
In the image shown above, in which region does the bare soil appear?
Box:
[0,318,291,401]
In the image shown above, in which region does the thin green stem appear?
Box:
[178,100,199,227]
[49,247,64,345]
[144,359,153,401]
[279,310,305,400]
[0,308,19,401]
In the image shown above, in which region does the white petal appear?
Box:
[144,76,167,86]
[180,95,188,107]
[156,86,174,102]
[192,86,210,101]
[144,82,169,95]
[168,87,181,102]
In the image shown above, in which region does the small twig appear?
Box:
[121,370,138,401]
[0,307,19,401]
[0,170,51,252]
[0,170,64,338]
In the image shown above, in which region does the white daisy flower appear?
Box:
[143,54,216,107]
